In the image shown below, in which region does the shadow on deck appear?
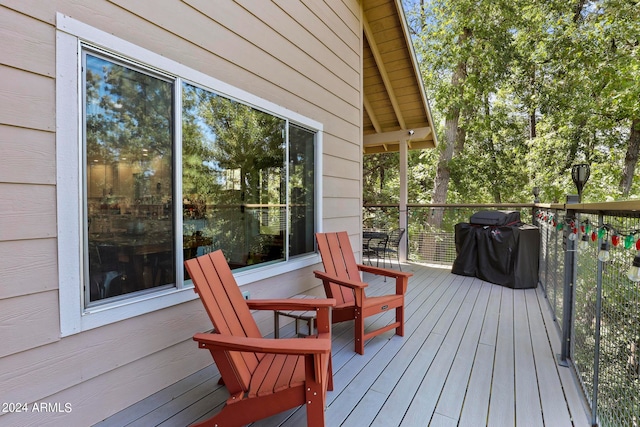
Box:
[95,263,591,427]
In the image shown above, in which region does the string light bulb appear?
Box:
[612,234,620,247]
[625,234,635,249]
[569,229,578,241]
[597,241,610,262]
[579,233,590,251]
[627,252,640,282]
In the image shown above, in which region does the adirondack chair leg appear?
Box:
[354,308,365,355]
[327,356,334,391]
[396,306,405,336]
[305,357,327,427]
[306,395,326,427]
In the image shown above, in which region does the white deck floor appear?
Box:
[95,263,591,427]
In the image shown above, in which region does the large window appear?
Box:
[57,14,322,332]
[83,50,317,305]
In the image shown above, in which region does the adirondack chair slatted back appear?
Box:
[315,232,359,306]
[185,250,262,392]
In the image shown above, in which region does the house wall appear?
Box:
[0,0,363,425]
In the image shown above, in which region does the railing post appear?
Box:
[552,209,559,317]
[590,214,605,427]
[559,207,577,366]
[404,207,410,262]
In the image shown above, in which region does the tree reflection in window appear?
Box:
[84,52,174,304]
[182,83,287,269]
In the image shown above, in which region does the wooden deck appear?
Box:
[95,263,591,427]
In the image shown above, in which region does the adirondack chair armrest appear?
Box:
[247,298,336,312]
[356,264,413,294]
[193,333,331,355]
[357,263,413,279]
[313,270,368,290]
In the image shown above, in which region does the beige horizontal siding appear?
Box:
[108,0,361,129]
[188,0,360,92]
[0,125,55,185]
[0,238,58,299]
[323,197,362,218]
[324,131,362,159]
[324,176,361,199]
[0,291,60,358]
[0,5,55,77]
[324,155,361,181]
[274,0,361,71]
[323,215,362,232]
[0,183,56,241]
[0,65,54,131]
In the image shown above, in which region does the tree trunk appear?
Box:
[484,95,501,203]
[429,29,470,228]
[529,112,537,139]
[620,118,640,196]
[529,66,537,139]
[429,113,459,228]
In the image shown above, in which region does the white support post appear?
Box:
[399,138,408,262]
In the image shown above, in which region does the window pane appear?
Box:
[289,125,315,256]
[182,83,286,270]
[84,52,175,303]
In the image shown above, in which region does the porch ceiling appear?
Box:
[362,0,437,155]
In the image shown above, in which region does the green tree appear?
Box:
[404,0,640,205]
[407,0,520,221]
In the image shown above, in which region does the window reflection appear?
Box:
[84,53,175,303]
[82,49,317,304]
[289,125,315,256]
[182,83,286,270]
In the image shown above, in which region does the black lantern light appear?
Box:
[571,163,590,202]
[533,186,540,203]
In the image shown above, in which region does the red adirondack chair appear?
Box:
[185,250,335,427]
[314,231,413,355]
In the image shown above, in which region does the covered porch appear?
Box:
[96,262,590,426]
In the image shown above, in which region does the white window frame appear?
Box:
[56,14,322,336]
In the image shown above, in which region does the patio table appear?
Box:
[273,294,319,338]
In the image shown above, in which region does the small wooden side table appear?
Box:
[274,295,319,338]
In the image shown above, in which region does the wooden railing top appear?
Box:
[364,201,640,214]
[536,200,640,214]
[365,203,535,208]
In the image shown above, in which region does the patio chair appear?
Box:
[314,231,413,355]
[185,250,335,427]
[381,228,405,270]
[362,230,389,267]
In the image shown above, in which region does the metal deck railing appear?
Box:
[364,202,640,427]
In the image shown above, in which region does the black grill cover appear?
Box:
[452,223,539,289]
[469,210,521,226]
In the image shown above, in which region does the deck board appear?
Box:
[398,276,481,426]
[514,289,544,427]
[526,288,573,426]
[95,263,591,427]
[434,280,492,420]
[458,342,494,426]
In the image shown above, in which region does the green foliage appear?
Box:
[363,152,401,204]
[402,0,640,203]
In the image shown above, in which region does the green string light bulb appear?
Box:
[625,234,635,249]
